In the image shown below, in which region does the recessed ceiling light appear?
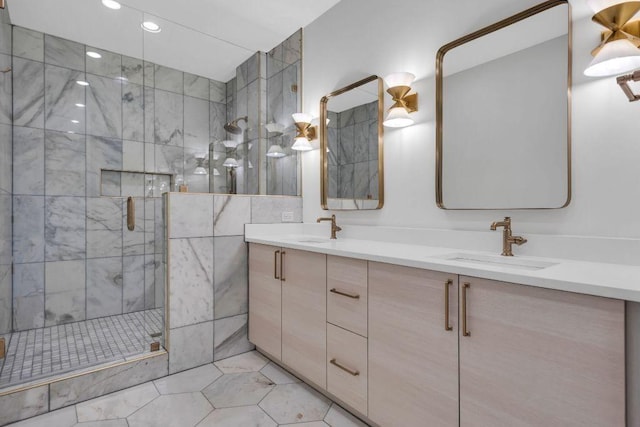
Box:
[141,21,161,33]
[76,80,90,86]
[86,51,102,59]
[71,120,80,124]
[75,103,85,108]
[102,0,121,10]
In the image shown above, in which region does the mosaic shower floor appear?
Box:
[0,309,164,389]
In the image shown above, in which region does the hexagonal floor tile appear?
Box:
[76,383,159,422]
[213,351,269,373]
[196,406,277,427]
[259,383,331,424]
[324,404,369,427]
[9,406,77,427]
[260,362,301,385]
[127,392,213,427]
[73,420,129,427]
[202,371,274,408]
[153,364,222,394]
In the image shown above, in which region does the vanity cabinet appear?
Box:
[459,276,625,427]
[368,262,459,427]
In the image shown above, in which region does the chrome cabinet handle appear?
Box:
[330,288,360,299]
[280,251,286,281]
[445,279,453,331]
[274,250,280,280]
[330,358,359,376]
[462,283,471,337]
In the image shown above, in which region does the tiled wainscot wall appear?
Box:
[166,193,302,374]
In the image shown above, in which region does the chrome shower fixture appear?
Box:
[224,116,248,134]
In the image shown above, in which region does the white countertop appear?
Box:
[245,224,640,302]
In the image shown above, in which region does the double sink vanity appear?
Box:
[245,220,636,427]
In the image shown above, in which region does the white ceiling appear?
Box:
[7,0,341,81]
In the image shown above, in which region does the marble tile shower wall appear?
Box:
[0,7,13,336]
[266,30,302,196]
[166,193,302,374]
[327,100,379,199]
[7,25,227,332]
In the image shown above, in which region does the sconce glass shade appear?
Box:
[222,140,239,148]
[586,0,626,12]
[584,38,640,76]
[292,112,313,124]
[291,137,313,151]
[383,106,414,128]
[213,168,221,176]
[193,166,208,175]
[266,145,286,158]
[222,157,238,168]
[384,72,415,88]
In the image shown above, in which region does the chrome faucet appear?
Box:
[317,214,342,239]
[490,217,527,256]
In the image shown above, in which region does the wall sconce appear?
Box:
[222,157,238,168]
[266,145,286,158]
[584,1,640,78]
[383,72,418,128]
[291,113,317,151]
[193,156,208,175]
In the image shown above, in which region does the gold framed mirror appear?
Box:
[320,75,384,210]
[436,0,571,210]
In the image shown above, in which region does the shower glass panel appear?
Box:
[0,0,167,390]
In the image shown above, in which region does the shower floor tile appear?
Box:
[0,309,164,389]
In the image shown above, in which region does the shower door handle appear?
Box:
[127,197,135,231]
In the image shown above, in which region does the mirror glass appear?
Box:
[436,0,570,209]
[321,76,383,210]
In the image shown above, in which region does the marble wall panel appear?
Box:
[184,73,209,100]
[13,57,45,128]
[44,130,85,196]
[169,321,213,374]
[250,196,302,224]
[45,196,86,261]
[155,144,183,176]
[339,125,354,165]
[184,96,209,150]
[353,161,369,199]
[354,122,369,163]
[13,262,45,330]
[169,193,213,238]
[144,255,157,310]
[0,123,11,193]
[45,259,85,326]
[86,257,123,319]
[123,140,144,171]
[143,61,155,87]
[13,27,44,62]
[154,90,183,146]
[44,35,84,71]
[168,237,214,328]
[0,13,11,55]
[369,159,379,199]
[122,56,144,85]
[143,86,155,144]
[338,164,354,199]
[210,101,226,141]
[87,197,122,258]
[266,70,283,126]
[86,47,122,79]
[283,30,302,65]
[122,83,144,142]
[86,135,122,197]
[123,255,145,313]
[154,253,164,310]
[154,198,164,254]
[123,197,145,256]
[44,64,86,134]
[144,198,155,254]
[121,172,144,197]
[87,73,123,139]
[210,80,226,104]
[13,195,45,263]
[0,385,48,425]
[214,314,253,361]
[49,353,168,410]
[369,119,379,160]
[0,53,11,125]
[13,126,45,195]
[0,264,11,334]
[214,195,250,236]
[154,65,183,94]
[282,64,298,129]
[214,236,248,319]
[0,194,9,265]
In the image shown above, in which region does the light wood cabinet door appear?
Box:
[282,249,327,388]
[459,276,625,427]
[248,243,282,360]
[327,256,368,337]
[368,262,459,427]
[327,323,368,415]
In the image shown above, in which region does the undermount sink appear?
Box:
[287,236,332,244]
[437,252,558,271]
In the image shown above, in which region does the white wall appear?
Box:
[302,0,640,240]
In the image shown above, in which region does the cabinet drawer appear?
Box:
[327,256,367,337]
[327,323,367,415]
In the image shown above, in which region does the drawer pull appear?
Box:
[330,358,360,376]
[444,279,453,331]
[330,288,360,299]
[462,282,471,337]
[274,250,280,279]
[280,251,286,281]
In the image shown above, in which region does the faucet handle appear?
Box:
[511,236,527,246]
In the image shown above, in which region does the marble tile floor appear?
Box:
[6,351,369,427]
[0,309,164,388]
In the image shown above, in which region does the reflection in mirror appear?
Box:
[321,75,383,210]
[436,0,571,209]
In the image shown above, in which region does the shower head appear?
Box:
[224,116,248,135]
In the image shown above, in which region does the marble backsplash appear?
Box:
[166,193,302,374]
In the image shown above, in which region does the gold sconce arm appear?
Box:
[617,70,640,102]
